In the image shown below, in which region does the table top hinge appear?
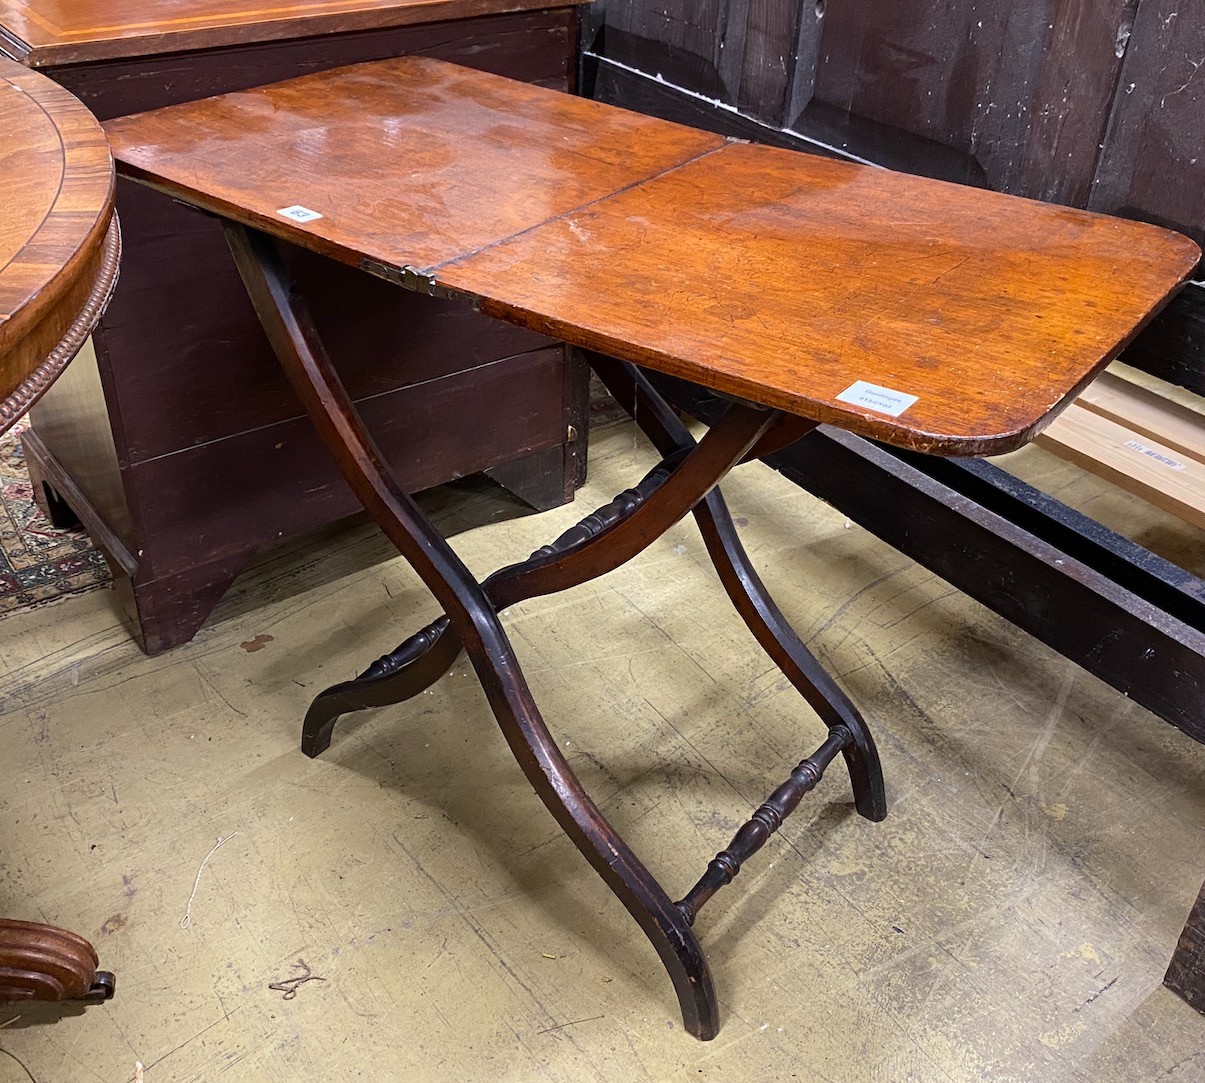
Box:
[400,264,439,295]
[359,258,479,306]
[359,257,403,286]
[358,258,434,292]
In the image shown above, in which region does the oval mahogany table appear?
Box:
[0,55,119,431]
[0,54,118,1003]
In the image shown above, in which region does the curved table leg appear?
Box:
[304,451,678,753]
[303,617,457,756]
[306,351,886,828]
[307,392,883,817]
[301,416,763,750]
[460,621,721,1039]
[589,354,888,822]
[691,491,887,821]
[303,449,679,754]
[225,224,792,1038]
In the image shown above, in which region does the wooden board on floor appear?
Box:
[1035,376,1205,531]
[1076,371,1205,466]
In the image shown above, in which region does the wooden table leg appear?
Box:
[303,355,886,823]
[223,223,887,1039]
[588,353,888,824]
[225,223,732,1038]
[0,920,115,1004]
[1166,879,1205,1013]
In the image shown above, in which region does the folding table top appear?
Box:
[102,57,1201,455]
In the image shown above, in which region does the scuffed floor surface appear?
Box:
[1,422,1202,1081]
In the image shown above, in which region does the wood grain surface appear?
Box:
[0,0,580,66]
[1035,405,1205,531]
[104,56,1202,455]
[0,55,114,421]
[1075,372,1205,467]
[0,918,101,1000]
[104,57,724,275]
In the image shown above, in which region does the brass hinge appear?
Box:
[360,258,437,294]
[359,258,478,307]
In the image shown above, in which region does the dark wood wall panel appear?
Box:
[800,1,1056,189]
[585,0,1203,224]
[584,0,1204,388]
[1090,1,1205,245]
[593,0,729,100]
[734,0,803,124]
[1016,0,1137,205]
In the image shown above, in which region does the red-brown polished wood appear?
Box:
[103,55,1203,1038]
[103,57,1201,455]
[0,920,103,1001]
[450,141,1202,454]
[0,0,573,66]
[105,57,724,274]
[0,54,116,431]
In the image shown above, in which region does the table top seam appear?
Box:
[420,139,733,281]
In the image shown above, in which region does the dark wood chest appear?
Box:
[0,0,587,653]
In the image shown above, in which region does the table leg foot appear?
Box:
[302,617,459,757]
[462,624,722,1039]
[0,920,115,1004]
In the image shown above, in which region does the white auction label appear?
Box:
[836,380,918,417]
[277,205,323,223]
[1124,440,1186,470]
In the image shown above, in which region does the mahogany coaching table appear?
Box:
[103,58,1200,1039]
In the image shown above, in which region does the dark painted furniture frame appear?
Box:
[1166,881,1205,1014]
[6,6,588,655]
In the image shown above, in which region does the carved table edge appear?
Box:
[0,217,122,438]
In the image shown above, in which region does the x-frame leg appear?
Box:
[225,224,887,1040]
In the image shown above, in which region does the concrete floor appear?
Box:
[1,421,1203,1081]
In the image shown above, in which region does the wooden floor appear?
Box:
[1,422,1202,1081]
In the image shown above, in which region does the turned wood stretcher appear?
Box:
[101,57,1201,1040]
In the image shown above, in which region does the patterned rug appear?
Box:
[0,422,111,616]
